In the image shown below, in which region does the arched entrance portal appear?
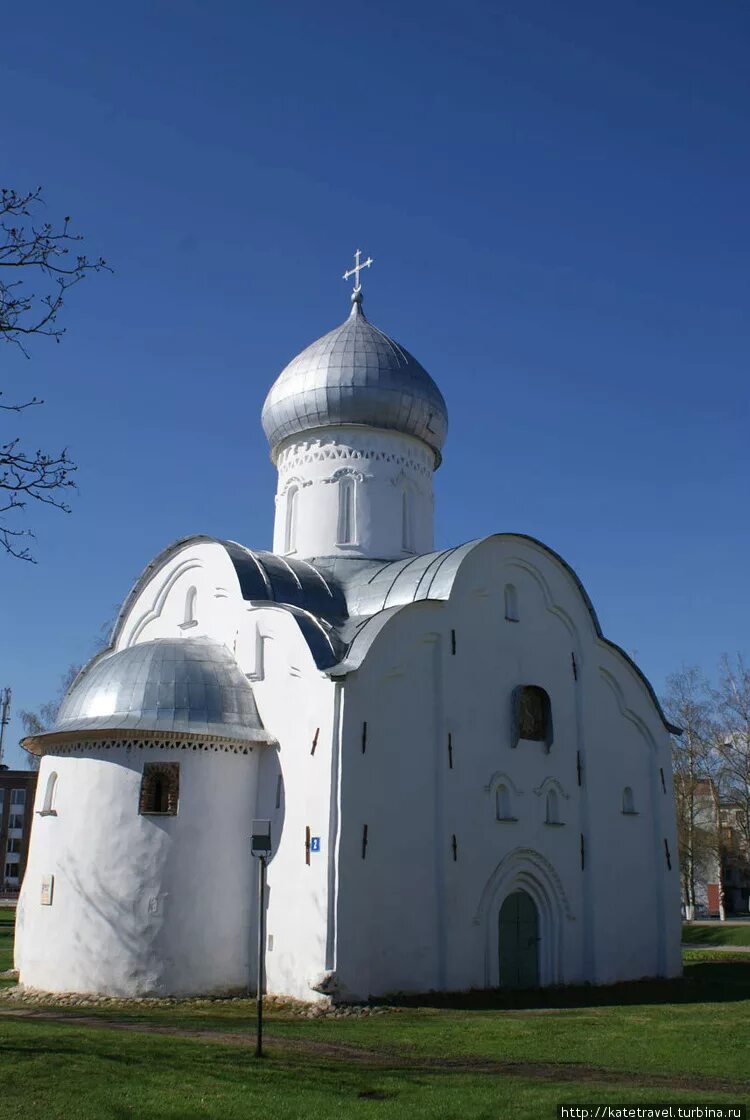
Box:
[499,890,539,988]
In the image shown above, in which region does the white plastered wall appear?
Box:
[332,536,681,1000]
[273,426,435,560]
[16,744,261,996]
[18,540,338,1000]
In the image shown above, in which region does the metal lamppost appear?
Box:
[251,819,271,1058]
[250,819,272,1052]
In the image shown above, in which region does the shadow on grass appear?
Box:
[682,926,750,948]
[372,960,750,1011]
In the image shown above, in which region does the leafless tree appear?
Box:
[1,186,108,561]
[662,666,720,918]
[714,654,750,855]
[20,664,82,771]
[18,607,118,769]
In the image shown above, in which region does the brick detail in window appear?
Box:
[139,763,179,816]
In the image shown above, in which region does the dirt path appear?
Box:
[681,943,750,953]
[0,1007,747,1094]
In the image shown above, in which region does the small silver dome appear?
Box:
[26,637,271,748]
[261,294,448,465]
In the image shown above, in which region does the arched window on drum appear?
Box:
[337,475,356,545]
[284,485,299,554]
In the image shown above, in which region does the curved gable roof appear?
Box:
[111,534,678,734]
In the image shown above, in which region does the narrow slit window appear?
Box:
[284,486,298,554]
[337,476,356,545]
[545,788,561,824]
[180,586,198,629]
[40,772,58,816]
[496,784,513,821]
[275,775,282,810]
[401,487,414,552]
[622,786,636,814]
[504,583,519,622]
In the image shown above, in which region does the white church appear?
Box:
[16,256,682,1001]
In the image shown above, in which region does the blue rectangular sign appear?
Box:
[310,836,321,853]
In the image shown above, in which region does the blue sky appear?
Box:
[1,0,749,768]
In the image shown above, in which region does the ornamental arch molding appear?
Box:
[473,847,574,988]
[127,558,206,645]
[532,776,571,800]
[484,770,524,797]
[505,557,580,644]
[598,667,659,754]
[322,466,369,485]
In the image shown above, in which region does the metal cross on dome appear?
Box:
[343,248,373,293]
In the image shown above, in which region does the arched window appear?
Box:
[504,583,519,622]
[284,485,298,554]
[496,784,514,821]
[512,685,553,750]
[180,586,198,629]
[40,772,58,816]
[401,487,414,552]
[545,788,560,824]
[337,476,356,545]
[622,786,636,814]
[139,763,180,816]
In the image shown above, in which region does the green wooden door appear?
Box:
[499,890,539,988]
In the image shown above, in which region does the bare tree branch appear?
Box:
[1,186,108,560]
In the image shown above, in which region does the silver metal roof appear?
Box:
[25,637,272,750]
[261,292,448,465]
[105,535,678,736]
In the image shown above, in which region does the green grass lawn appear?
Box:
[1,908,749,1119]
[0,906,14,981]
[682,921,750,947]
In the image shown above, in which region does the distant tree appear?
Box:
[20,663,81,771]
[1,186,109,561]
[19,608,118,769]
[662,666,721,919]
[714,654,750,856]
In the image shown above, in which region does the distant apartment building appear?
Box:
[688,780,750,918]
[721,801,750,916]
[0,768,38,896]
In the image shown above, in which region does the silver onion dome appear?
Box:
[22,637,271,750]
[261,291,448,465]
